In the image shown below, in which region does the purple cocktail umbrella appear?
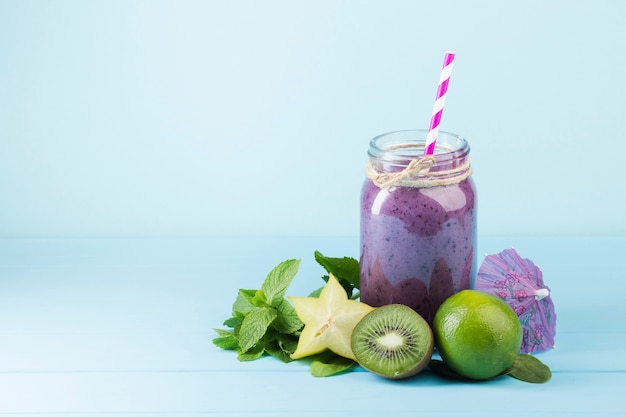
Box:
[475,248,556,353]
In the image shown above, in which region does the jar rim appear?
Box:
[368,129,469,164]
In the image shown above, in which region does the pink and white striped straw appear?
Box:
[424,51,455,155]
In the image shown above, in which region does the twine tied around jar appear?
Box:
[366,155,472,189]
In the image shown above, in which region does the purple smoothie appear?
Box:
[359,131,476,323]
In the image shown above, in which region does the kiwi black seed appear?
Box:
[351,304,434,379]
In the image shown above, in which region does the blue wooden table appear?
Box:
[1,236,624,416]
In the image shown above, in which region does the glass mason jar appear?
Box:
[360,129,477,323]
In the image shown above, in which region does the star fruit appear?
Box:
[289,273,375,360]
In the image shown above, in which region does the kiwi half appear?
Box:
[351,304,434,379]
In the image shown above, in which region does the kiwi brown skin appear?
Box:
[351,304,434,380]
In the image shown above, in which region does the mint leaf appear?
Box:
[238,307,278,353]
[265,334,299,363]
[265,344,292,363]
[314,251,360,297]
[261,259,301,307]
[310,351,356,377]
[222,316,241,329]
[251,289,269,307]
[233,289,257,314]
[238,343,265,362]
[277,333,299,353]
[507,354,552,383]
[273,298,304,334]
[314,251,360,288]
[212,329,239,350]
[235,288,270,311]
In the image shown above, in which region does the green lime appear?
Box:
[433,289,522,380]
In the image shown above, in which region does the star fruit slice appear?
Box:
[289,273,375,360]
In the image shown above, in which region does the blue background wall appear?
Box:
[1,0,624,237]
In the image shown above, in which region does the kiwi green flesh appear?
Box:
[351,304,434,380]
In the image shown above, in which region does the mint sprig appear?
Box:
[213,259,304,363]
[313,250,360,298]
